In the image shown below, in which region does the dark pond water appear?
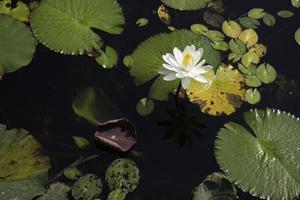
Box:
[0,0,300,199]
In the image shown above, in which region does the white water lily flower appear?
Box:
[158,45,213,89]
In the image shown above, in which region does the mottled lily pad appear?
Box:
[192,172,237,200]
[0,0,30,22]
[0,14,36,79]
[95,118,137,152]
[72,174,102,200]
[187,65,245,116]
[37,182,70,200]
[0,124,50,200]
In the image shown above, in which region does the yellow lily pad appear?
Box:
[239,29,258,48]
[0,0,30,22]
[221,20,242,38]
[187,65,245,116]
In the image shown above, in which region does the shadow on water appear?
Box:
[0,0,299,199]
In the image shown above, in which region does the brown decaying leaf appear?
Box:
[157,4,171,25]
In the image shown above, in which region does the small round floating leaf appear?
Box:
[295,28,300,46]
[64,167,82,180]
[242,52,260,67]
[123,55,134,68]
[229,39,246,55]
[72,174,102,200]
[277,10,294,18]
[215,109,300,200]
[192,172,237,200]
[291,0,300,8]
[187,65,245,116]
[37,182,70,200]
[249,43,267,57]
[248,8,266,19]
[161,0,210,11]
[107,189,128,200]
[136,98,154,116]
[203,11,225,28]
[190,24,208,35]
[238,63,256,75]
[130,30,221,101]
[239,29,259,48]
[211,41,229,51]
[239,17,260,29]
[256,63,277,84]
[245,75,262,87]
[206,30,225,42]
[30,0,125,55]
[222,20,242,38]
[105,159,140,192]
[136,18,149,27]
[228,53,242,63]
[245,88,261,104]
[72,136,90,149]
[96,46,118,69]
[0,15,36,78]
[263,13,276,26]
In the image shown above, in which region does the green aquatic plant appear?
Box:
[136,98,155,116]
[37,183,70,200]
[277,10,294,18]
[0,14,36,79]
[215,109,300,200]
[130,30,221,101]
[72,136,90,149]
[64,167,83,181]
[295,28,300,46]
[72,174,103,200]
[192,172,238,200]
[96,46,119,69]
[161,0,211,11]
[0,0,30,22]
[0,124,50,200]
[30,0,125,55]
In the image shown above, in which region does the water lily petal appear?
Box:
[175,72,185,78]
[173,47,183,64]
[193,75,209,83]
[191,48,203,66]
[163,72,177,81]
[191,64,213,75]
[181,77,190,89]
[162,53,179,66]
[162,64,182,73]
[158,68,172,75]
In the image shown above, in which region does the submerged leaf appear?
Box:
[215,109,300,200]
[161,0,210,11]
[72,174,102,200]
[0,15,36,79]
[106,159,140,192]
[30,0,125,55]
[192,172,237,200]
[136,98,154,116]
[203,11,225,28]
[187,66,245,116]
[72,136,90,149]
[37,183,70,200]
[0,124,50,200]
[130,30,221,101]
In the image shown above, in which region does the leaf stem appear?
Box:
[175,81,182,117]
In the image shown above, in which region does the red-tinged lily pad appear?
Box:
[94,118,137,152]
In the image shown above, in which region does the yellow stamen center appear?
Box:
[183,53,193,69]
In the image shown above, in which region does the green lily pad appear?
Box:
[192,172,237,200]
[129,30,221,101]
[245,75,262,87]
[206,30,225,42]
[123,55,134,68]
[291,0,300,8]
[0,0,30,22]
[161,0,210,11]
[30,0,125,55]
[211,41,229,51]
[107,189,128,200]
[72,136,90,149]
[242,51,260,67]
[245,88,261,104]
[256,63,277,84]
[190,24,208,35]
[64,167,82,181]
[229,39,246,55]
[215,109,300,200]
[105,159,140,192]
[96,46,118,69]
[136,98,154,116]
[237,63,256,75]
[72,87,122,124]
[0,124,50,200]
[72,174,102,200]
[263,13,276,27]
[277,10,294,18]
[37,183,70,200]
[239,17,260,29]
[221,20,242,38]
[248,8,266,19]
[136,17,149,27]
[295,28,300,46]
[0,14,36,79]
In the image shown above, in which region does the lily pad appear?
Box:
[229,39,246,55]
[161,0,210,11]
[136,98,154,116]
[215,109,300,200]
[72,136,90,149]
[107,189,128,200]
[222,20,242,38]
[72,174,102,200]
[30,0,125,55]
[239,29,259,48]
[256,63,277,84]
[37,183,70,200]
[238,17,260,29]
[277,10,294,18]
[187,65,245,116]
[245,88,261,104]
[192,172,237,200]
[0,14,36,79]
[72,87,122,124]
[94,118,137,152]
[291,0,300,8]
[96,46,118,69]
[64,167,82,181]
[129,30,221,101]
[295,28,300,46]
[105,159,140,192]
[0,124,50,200]
[248,8,266,19]
[263,13,276,27]
[0,0,30,22]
